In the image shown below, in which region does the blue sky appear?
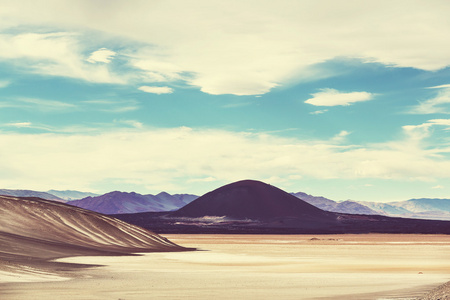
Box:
[1,1,450,202]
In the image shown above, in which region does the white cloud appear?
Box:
[2,1,450,95]
[0,97,76,112]
[5,122,32,128]
[305,88,374,106]
[187,177,217,183]
[427,84,450,89]
[115,120,143,129]
[432,185,444,189]
[19,97,76,110]
[81,99,139,113]
[87,48,116,63]
[0,32,124,84]
[0,80,10,88]
[402,119,450,140]
[332,130,351,143]
[409,85,450,114]
[138,86,173,94]
[310,109,328,115]
[1,124,450,192]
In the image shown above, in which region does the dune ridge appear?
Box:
[0,195,193,271]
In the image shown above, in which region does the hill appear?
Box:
[171,180,334,222]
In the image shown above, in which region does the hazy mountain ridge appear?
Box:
[292,192,450,220]
[291,192,379,215]
[3,186,449,220]
[0,189,64,202]
[68,191,198,214]
[359,198,450,220]
[47,189,99,201]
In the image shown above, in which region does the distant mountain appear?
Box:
[47,189,99,201]
[68,191,198,214]
[290,192,450,220]
[358,201,411,215]
[291,192,379,215]
[360,198,450,220]
[391,198,450,213]
[153,192,198,211]
[0,189,64,202]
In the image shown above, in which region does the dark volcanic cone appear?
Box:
[170,179,335,221]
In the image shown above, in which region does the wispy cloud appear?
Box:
[332,130,351,143]
[0,80,10,88]
[82,99,139,113]
[0,32,125,84]
[5,122,33,128]
[138,86,174,94]
[0,97,77,112]
[305,88,374,106]
[427,84,450,89]
[114,120,143,129]
[2,121,90,133]
[432,185,444,189]
[187,177,217,183]
[402,119,450,140]
[310,109,328,115]
[409,85,450,114]
[19,97,76,111]
[87,48,116,63]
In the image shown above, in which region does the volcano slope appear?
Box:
[115,180,450,234]
[0,195,192,277]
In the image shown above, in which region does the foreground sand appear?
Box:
[1,234,450,299]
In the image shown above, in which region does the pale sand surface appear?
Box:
[1,234,450,299]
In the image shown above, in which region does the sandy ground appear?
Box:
[1,234,450,299]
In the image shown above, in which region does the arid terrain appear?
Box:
[2,234,450,299]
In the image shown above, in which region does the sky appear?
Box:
[1,0,450,202]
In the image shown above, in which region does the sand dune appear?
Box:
[0,195,193,283]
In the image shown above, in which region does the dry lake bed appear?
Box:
[2,234,450,299]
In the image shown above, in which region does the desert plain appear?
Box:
[1,234,450,300]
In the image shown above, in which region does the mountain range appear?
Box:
[68,191,198,214]
[2,186,450,220]
[0,189,65,202]
[46,189,99,201]
[292,193,450,221]
[114,180,450,234]
[291,192,379,215]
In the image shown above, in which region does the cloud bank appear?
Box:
[1,1,450,95]
[0,123,449,192]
